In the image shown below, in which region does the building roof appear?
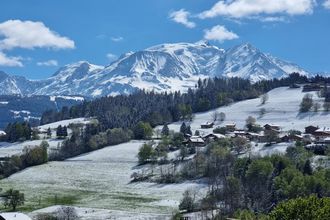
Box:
[203,133,226,139]
[0,213,31,220]
[264,123,281,128]
[315,127,330,133]
[201,121,214,126]
[305,125,318,128]
[189,137,204,143]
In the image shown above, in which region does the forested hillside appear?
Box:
[41,73,319,131]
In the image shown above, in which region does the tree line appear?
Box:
[41,73,325,133]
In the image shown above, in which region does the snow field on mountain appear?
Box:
[164,86,329,134]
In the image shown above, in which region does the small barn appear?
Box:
[183,136,205,147]
[225,123,236,132]
[201,122,214,129]
[314,127,330,138]
[264,124,281,131]
[203,133,226,142]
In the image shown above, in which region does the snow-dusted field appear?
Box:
[162,87,329,134]
[38,117,92,130]
[0,141,207,218]
[0,118,93,157]
[0,139,62,157]
[30,205,170,220]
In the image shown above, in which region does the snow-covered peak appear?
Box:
[50,61,103,83]
[227,43,260,57]
[0,42,313,97]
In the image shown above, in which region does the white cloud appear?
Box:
[204,25,239,42]
[111,36,124,42]
[199,0,315,19]
[260,16,288,22]
[169,9,196,28]
[0,51,23,67]
[106,53,117,61]
[0,19,75,50]
[37,59,58,67]
[324,0,330,9]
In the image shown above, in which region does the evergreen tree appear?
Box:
[161,124,169,136]
[180,122,187,134]
[186,125,192,136]
[47,127,52,137]
[303,160,313,175]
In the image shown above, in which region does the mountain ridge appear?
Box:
[0,42,316,97]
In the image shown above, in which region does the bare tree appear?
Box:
[57,206,78,220]
[260,94,269,105]
[219,112,226,122]
[232,136,249,155]
[313,102,321,112]
[211,110,219,123]
[259,108,266,118]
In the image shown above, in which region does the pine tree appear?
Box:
[47,127,52,137]
[180,122,187,134]
[186,125,192,136]
[303,160,313,175]
[161,124,169,136]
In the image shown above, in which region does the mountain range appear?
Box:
[0,42,314,98]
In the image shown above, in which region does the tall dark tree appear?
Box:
[180,122,187,134]
[161,124,170,136]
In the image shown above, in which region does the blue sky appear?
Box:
[0,0,329,79]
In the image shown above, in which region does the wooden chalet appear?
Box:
[203,133,226,142]
[225,123,236,132]
[264,124,281,131]
[305,125,319,134]
[313,127,330,138]
[201,121,214,129]
[183,136,205,147]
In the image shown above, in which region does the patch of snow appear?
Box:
[0,212,32,220]
[38,118,92,130]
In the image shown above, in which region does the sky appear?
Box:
[0,0,329,79]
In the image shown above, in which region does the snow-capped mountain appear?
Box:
[0,71,44,95]
[35,61,104,96]
[0,42,312,97]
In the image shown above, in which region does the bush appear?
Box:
[213,126,227,135]
[300,94,313,112]
[138,142,156,164]
[134,121,153,139]
[269,196,330,220]
[179,189,197,212]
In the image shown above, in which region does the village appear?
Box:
[181,120,330,156]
